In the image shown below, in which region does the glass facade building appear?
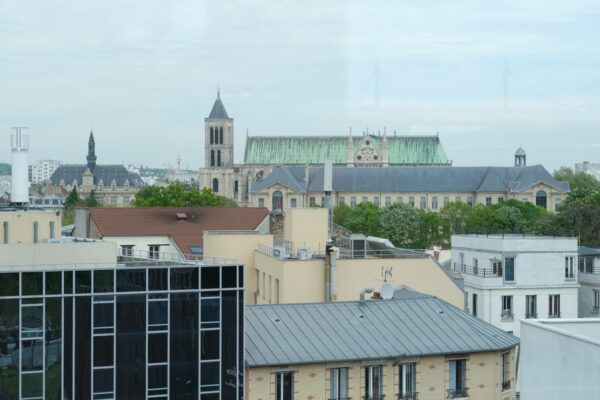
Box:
[0,264,244,400]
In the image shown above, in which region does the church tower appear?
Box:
[87,130,97,172]
[205,90,234,168]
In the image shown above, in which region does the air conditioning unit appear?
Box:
[298,248,313,260]
[272,246,289,259]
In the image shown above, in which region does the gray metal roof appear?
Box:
[50,164,142,187]
[208,93,229,119]
[250,164,570,194]
[515,147,527,156]
[579,246,600,257]
[246,292,519,367]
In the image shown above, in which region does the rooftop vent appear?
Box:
[176,213,188,221]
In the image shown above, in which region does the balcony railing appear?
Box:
[363,397,385,400]
[398,394,418,400]
[502,380,511,391]
[453,263,501,278]
[447,388,468,399]
[328,398,352,400]
[501,310,514,320]
[525,312,538,319]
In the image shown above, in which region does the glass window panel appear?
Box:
[200,361,219,386]
[94,270,114,293]
[93,368,114,394]
[222,266,236,288]
[238,267,243,288]
[0,273,19,297]
[116,269,146,292]
[21,372,43,398]
[64,271,73,294]
[0,299,19,398]
[170,268,199,290]
[201,395,219,400]
[21,306,43,338]
[22,272,43,296]
[45,271,62,295]
[149,268,168,291]
[505,257,515,281]
[201,267,219,289]
[45,298,62,398]
[148,365,167,389]
[201,298,220,323]
[148,301,168,326]
[21,339,44,372]
[148,333,168,364]
[201,330,220,360]
[76,270,92,294]
[94,303,114,328]
[94,336,114,367]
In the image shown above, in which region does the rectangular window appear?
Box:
[309,197,316,207]
[350,197,357,208]
[467,196,473,207]
[448,359,467,398]
[565,256,575,279]
[149,245,160,260]
[338,197,345,206]
[549,294,561,318]
[526,295,537,318]
[455,196,461,203]
[502,353,511,391]
[276,372,294,400]
[3,221,8,244]
[399,363,416,397]
[408,197,415,207]
[498,197,504,203]
[432,196,438,210]
[33,221,38,243]
[444,196,450,207]
[486,197,492,206]
[504,257,515,282]
[492,259,503,276]
[502,295,513,319]
[255,270,260,299]
[385,196,391,207]
[258,198,265,207]
[586,256,594,273]
[397,196,403,204]
[262,272,266,300]
[275,278,280,304]
[120,245,134,257]
[593,289,600,314]
[321,197,325,206]
[362,196,368,204]
[290,198,297,208]
[473,258,478,275]
[555,199,562,212]
[420,196,427,209]
[49,221,55,239]
[364,365,382,399]
[373,196,380,207]
[472,293,477,317]
[269,275,272,303]
[330,367,348,400]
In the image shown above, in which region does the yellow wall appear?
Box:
[0,210,61,245]
[283,208,329,253]
[248,349,517,400]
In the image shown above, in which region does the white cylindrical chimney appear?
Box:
[10,127,30,205]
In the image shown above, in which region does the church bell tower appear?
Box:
[205,90,234,168]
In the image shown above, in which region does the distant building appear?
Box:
[577,246,600,317]
[48,131,143,206]
[0,175,11,198]
[575,161,600,181]
[30,159,62,183]
[520,318,600,400]
[246,290,519,400]
[451,234,579,336]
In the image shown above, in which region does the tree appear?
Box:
[555,188,600,246]
[378,203,420,248]
[64,187,80,210]
[415,209,442,249]
[333,203,351,226]
[132,182,233,207]
[439,202,474,243]
[554,167,600,191]
[344,202,382,237]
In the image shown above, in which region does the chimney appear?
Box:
[10,127,29,207]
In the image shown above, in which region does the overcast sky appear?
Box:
[1,0,599,171]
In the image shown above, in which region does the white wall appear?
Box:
[101,235,176,257]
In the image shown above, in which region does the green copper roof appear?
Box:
[243,135,450,165]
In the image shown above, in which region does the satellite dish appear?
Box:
[381,283,394,300]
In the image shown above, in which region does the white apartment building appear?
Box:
[578,246,600,317]
[30,159,61,183]
[451,234,579,337]
[575,161,600,181]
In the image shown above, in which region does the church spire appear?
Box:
[208,89,229,119]
[87,130,97,172]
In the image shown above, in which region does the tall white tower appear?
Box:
[10,127,30,206]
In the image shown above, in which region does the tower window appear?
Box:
[212,178,219,193]
[210,150,215,167]
[210,127,214,145]
[217,150,221,166]
[219,127,224,144]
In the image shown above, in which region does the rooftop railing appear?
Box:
[118,248,236,266]
[453,262,502,278]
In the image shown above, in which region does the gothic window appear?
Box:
[536,190,547,209]
[210,150,215,167]
[212,178,219,193]
[217,150,221,166]
[210,127,214,145]
[219,127,224,144]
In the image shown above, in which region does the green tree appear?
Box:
[439,202,474,243]
[63,187,80,209]
[378,203,420,248]
[344,202,382,237]
[556,187,600,246]
[415,209,442,249]
[554,167,600,191]
[84,189,100,207]
[132,182,229,207]
[333,203,351,226]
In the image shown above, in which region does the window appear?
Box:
[276,371,294,400]
[397,196,403,204]
[272,190,283,211]
[149,245,160,259]
[364,365,382,399]
[526,295,537,318]
[565,256,575,279]
[330,367,348,400]
[549,294,560,318]
[555,198,562,212]
[350,197,356,208]
[408,197,415,207]
[274,278,280,304]
[492,259,503,276]
[219,126,224,144]
[502,353,511,391]
[262,272,266,299]
[432,196,438,210]
[290,198,297,208]
[309,197,316,207]
[33,221,38,243]
[498,197,504,203]
[504,257,515,282]
[472,293,477,317]
[420,197,427,209]
[217,150,221,166]
[467,196,473,207]
[321,197,325,206]
[258,198,265,207]
[210,127,214,144]
[399,363,416,398]
[448,359,467,399]
[502,295,513,319]
[255,270,260,299]
[210,150,215,166]
[212,178,219,192]
[49,221,55,239]
[3,221,8,244]
[373,196,380,207]
[234,180,239,194]
[486,197,492,206]
[338,197,345,206]
[455,196,461,202]
[444,196,450,207]
[110,196,117,204]
[385,196,391,207]
[268,275,272,303]
[120,245,134,257]
[593,290,600,314]
[473,258,478,275]
[362,196,368,204]
[536,190,547,209]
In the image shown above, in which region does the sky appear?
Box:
[1,0,600,171]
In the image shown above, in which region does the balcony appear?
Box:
[363,397,385,400]
[502,380,511,391]
[398,394,418,400]
[447,388,468,399]
[453,263,501,278]
[501,310,514,321]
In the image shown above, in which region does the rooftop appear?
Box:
[246,290,519,367]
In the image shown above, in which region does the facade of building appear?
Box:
[249,163,570,212]
[520,318,600,400]
[575,161,600,181]
[30,160,62,184]
[246,291,519,400]
[48,132,143,206]
[451,234,579,336]
[577,246,600,317]
[198,92,452,204]
[0,210,245,400]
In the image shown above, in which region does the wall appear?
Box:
[0,210,61,244]
[248,349,517,400]
[283,208,329,253]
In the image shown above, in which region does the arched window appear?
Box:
[234,180,239,194]
[272,190,283,211]
[217,150,221,166]
[210,150,215,167]
[212,178,219,193]
[210,127,214,145]
[219,127,224,144]
[536,190,547,209]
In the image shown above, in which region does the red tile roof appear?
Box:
[87,207,269,254]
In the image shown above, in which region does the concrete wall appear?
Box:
[248,349,517,400]
[0,210,61,244]
[520,319,600,400]
[283,208,329,253]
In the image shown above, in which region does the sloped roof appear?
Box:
[579,246,600,257]
[246,292,519,367]
[244,135,449,165]
[87,207,269,253]
[208,94,229,119]
[251,165,570,194]
[515,147,527,156]
[50,164,143,187]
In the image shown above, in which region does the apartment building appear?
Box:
[577,246,600,317]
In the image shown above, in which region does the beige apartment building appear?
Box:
[246,291,519,400]
[0,209,61,245]
[204,208,465,308]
